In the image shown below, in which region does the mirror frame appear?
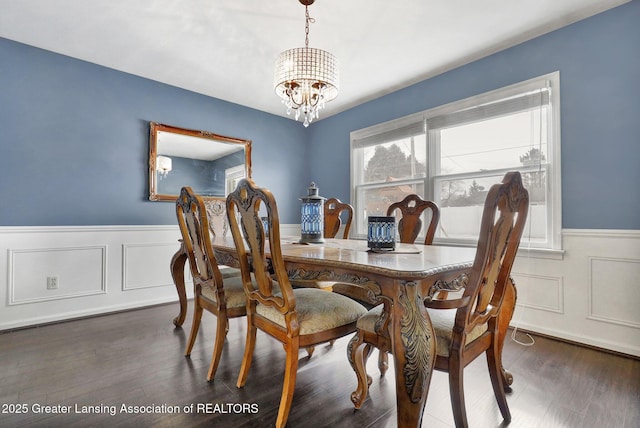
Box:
[148,122,252,202]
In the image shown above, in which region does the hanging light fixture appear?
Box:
[274,0,339,127]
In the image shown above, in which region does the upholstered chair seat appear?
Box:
[356,306,487,357]
[257,288,367,335]
[200,275,247,309]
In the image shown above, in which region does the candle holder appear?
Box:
[367,216,396,251]
[299,182,325,244]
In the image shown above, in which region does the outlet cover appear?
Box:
[46,276,59,290]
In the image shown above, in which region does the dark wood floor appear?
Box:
[1,302,638,428]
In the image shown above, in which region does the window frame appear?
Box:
[350,71,562,252]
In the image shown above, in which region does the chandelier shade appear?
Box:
[274,1,339,127]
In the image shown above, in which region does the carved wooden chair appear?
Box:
[349,172,529,428]
[387,193,440,245]
[176,187,248,381]
[227,179,367,428]
[324,197,354,239]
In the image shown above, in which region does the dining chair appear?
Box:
[176,187,248,382]
[349,171,529,428]
[387,193,440,245]
[227,178,368,428]
[324,197,354,239]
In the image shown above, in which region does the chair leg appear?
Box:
[305,346,315,358]
[276,338,300,428]
[184,302,203,357]
[348,333,373,409]
[448,356,469,428]
[377,349,388,376]
[487,343,512,423]
[236,319,257,388]
[206,314,228,381]
[497,277,517,391]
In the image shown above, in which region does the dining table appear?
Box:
[170,235,517,427]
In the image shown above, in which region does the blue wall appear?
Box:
[308,1,640,230]
[0,39,309,225]
[1,2,638,229]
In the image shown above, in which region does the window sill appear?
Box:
[432,241,565,260]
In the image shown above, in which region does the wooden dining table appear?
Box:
[170,236,515,427]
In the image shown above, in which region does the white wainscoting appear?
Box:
[1,226,638,357]
[510,229,640,357]
[0,224,300,332]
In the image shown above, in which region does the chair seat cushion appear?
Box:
[357,306,487,357]
[201,275,247,309]
[257,288,367,335]
[355,305,384,332]
[427,308,487,357]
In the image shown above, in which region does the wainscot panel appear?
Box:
[9,245,107,304]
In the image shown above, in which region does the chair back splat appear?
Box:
[386,194,440,244]
[324,198,354,239]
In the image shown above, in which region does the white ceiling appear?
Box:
[0,0,629,123]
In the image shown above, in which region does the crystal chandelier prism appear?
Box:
[274,0,339,127]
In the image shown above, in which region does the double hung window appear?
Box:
[350,72,561,250]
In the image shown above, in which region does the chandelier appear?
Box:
[274,0,339,127]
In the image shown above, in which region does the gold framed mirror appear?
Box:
[148,122,252,201]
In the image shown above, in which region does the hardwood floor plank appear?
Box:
[1,303,638,428]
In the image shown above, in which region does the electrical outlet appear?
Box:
[46,276,59,290]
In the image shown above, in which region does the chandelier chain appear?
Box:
[305,6,315,47]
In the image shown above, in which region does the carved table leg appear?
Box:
[389,281,436,427]
[496,277,517,390]
[170,241,188,327]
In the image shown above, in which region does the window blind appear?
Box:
[352,120,425,148]
[428,89,550,130]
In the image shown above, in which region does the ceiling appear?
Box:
[0,0,629,123]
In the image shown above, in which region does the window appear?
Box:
[351,72,561,250]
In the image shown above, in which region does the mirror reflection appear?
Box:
[149,122,252,201]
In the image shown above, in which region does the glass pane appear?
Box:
[439,109,548,175]
[356,183,425,235]
[361,135,427,184]
[435,172,547,243]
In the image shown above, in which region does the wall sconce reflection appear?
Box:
[156,155,172,178]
